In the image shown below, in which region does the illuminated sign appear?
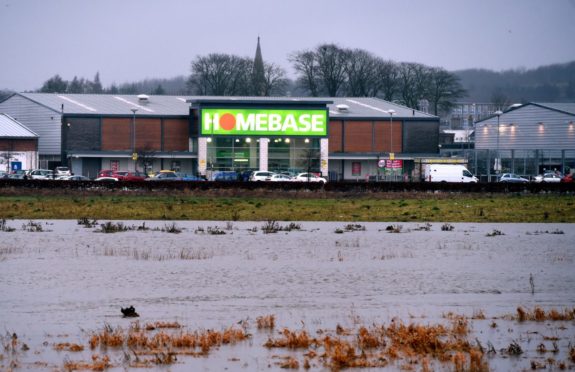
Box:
[201,108,327,136]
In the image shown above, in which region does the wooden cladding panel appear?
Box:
[374,120,402,153]
[328,120,343,152]
[101,118,131,151]
[344,121,372,152]
[163,119,189,151]
[0,139,37,151]
[135,119,161,151]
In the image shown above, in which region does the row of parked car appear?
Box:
[498,172,573,183]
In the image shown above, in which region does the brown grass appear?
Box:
[516,307,575,322]
[264,328,314,349]
[256,314,275,330]
[63,354,111,371]
[54,342,84,352]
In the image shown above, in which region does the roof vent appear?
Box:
[336,104,349,112]
[137,94,150,104]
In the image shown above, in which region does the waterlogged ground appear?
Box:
[0,220,574,371]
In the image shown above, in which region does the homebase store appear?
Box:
[190,97,441,181]
[0,94,442,180]
[190,98,331,178]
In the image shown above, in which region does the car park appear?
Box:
[250,171,275,181]
[270,174,293,182]
[498,173,529,183]
[293,173,327,183]
[534,173,562,183]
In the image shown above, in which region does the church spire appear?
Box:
[252,36,266,96]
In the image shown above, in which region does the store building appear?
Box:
[0,93,441,180]
[473,102,575,180]
[0,113,38,172]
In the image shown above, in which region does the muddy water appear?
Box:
[1,220,574,370]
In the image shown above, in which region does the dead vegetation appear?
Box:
[515,306,575,322]
[256,315,275,330]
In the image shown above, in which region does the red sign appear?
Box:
[351,161,362,176]
[384,160,403,169]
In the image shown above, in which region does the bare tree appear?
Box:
[343,49,380,97]
[397,63,431,108]
[289,50,320,96]
[188,54,252,96]
[376,59,399,101]
[315,44,347,97]
[262,62,288,96]
[427,67,467,115]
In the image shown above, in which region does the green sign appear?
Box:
[201,108,327,137]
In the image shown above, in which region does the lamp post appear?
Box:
[494,110,503,175]
[131,108,138,171]
[387,109,395,181]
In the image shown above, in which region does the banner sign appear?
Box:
[352,161,362,176]
[200,108,327,137]
[383,160,403,169]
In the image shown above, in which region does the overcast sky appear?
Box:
[1,0,575,92]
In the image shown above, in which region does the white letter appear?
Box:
[204,112,219,132]
[237,113,255,131]
[282,114,298,133]
[299,114,311,132]
[268,114,282,131]
[311,114,325,133]
[256,113,268,131]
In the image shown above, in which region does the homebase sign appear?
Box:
[201,108,327,136]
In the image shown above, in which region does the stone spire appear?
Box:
[252,36,266,96]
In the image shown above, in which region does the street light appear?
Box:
[494,110,503,174]
[387,109,395,181]
[131,108,138,171]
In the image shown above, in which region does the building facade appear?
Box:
[0,93,441,180]
[0,113,38,172]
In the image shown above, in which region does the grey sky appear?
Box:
[1,0,574,92]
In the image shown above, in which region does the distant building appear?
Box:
[474,102,575,178]
[0,113,38,172]
[443,102,499,130]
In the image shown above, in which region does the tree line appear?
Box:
[5,43,573,115]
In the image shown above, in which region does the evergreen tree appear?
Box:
[152,84,166,95]
[39,74,68,93]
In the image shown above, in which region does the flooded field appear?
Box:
[1,219,574,371]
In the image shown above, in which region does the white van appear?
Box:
[423,164,478,183]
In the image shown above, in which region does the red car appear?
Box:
[98,169,114,178]
[112,171,147,181]
[561,173,574,183]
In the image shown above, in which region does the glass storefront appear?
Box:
[268,138,320,173]
[206,137,259,171]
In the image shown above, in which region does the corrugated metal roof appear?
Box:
[531,102,575,115]
[16,93,437,120]
[0,113,39,138]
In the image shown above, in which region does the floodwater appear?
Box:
[1,220,574,371]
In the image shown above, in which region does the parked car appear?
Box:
[57,175,91,181]
[270,174,294,182]
[560,173,574,183]
[98,169,114,178]
[211,171,238,181]
[94,176,118,182]
[498,173,529,183]
[250,171,275,181]
[534,173,562,183]
[112,171,147,181]
[293,173,327,183]
[178,173,205,181]
[28,169,54,180]
[55,166,71,176]
[146,171,181,181]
